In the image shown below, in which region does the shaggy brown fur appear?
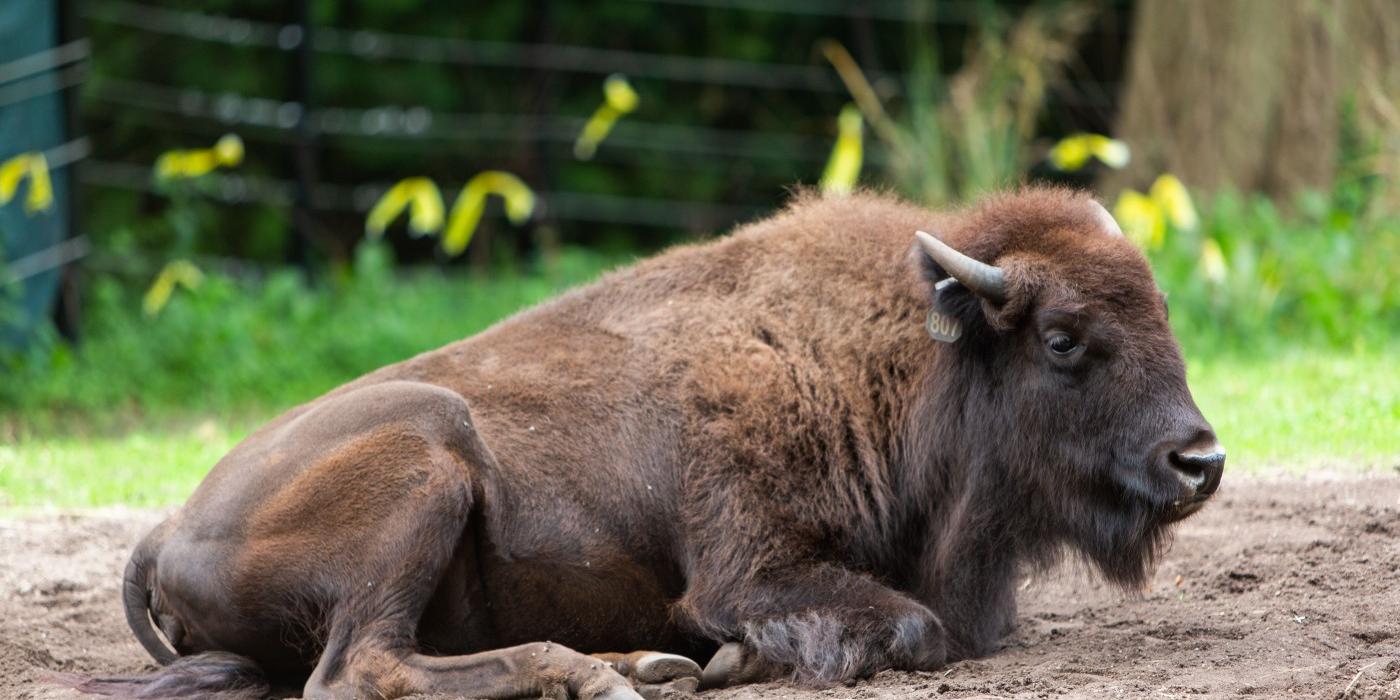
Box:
[72,188,1222,700]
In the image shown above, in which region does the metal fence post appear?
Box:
[289,0,316,277]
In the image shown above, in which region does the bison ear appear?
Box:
[914,231,1029,333]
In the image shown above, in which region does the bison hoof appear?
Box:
[601,651,701,686]
[699,641,781,689]
[699,642,744,689]
[632,653,702,685]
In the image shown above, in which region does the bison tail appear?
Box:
[52,652,269,699]
[121,537,179,666]
[49,536,270,699]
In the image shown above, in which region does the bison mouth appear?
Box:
[1121,470,1216,526]
[1164,493,1211,523]
[1107,464,1208,522]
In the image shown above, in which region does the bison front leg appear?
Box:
[682,563,947,687]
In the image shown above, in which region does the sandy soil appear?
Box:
[3,476,1398,699]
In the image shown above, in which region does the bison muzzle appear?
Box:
[72,188,1223,699]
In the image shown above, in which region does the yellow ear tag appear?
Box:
[926,278,963,343]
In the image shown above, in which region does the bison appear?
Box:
[74,188,1223,700]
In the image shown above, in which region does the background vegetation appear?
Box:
[2,0,1397,508]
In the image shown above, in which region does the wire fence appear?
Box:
[88,76,853,164]
[8,0,1132,271]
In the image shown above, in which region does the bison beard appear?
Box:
[70,187,1222,699]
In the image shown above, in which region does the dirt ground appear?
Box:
[3,475,1398,700]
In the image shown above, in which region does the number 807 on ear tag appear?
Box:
[925,307,962,343]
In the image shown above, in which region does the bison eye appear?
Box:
[1046,333,1079,356]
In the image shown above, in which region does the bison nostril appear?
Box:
[1169,448,1225,496]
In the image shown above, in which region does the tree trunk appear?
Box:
[1103,0,1400,202]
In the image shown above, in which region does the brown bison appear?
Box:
[75,188,1223,700]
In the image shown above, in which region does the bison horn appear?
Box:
[915,230,1008,304]
[1089,200,1124,236]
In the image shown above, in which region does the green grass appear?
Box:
[0,419,250,509]
[3,350,1394,509]
[1187,350,1400,473]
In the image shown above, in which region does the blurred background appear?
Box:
[1,0,1397,507]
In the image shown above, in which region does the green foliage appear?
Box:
[863,2,1097,204]
[1147,189,1400,354]
[0,243,622,434]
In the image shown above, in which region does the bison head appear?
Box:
[914,189,1223,588]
